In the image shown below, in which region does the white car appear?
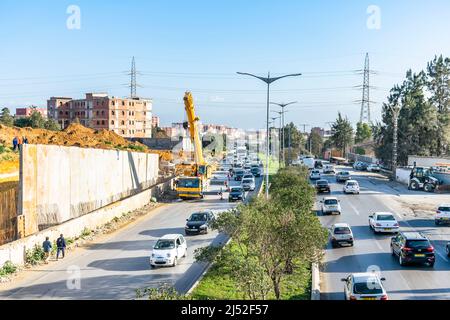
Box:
[342,273,388,300]
[150,234,187,268]
[368,212,399,234]
[310,169,321,180]
[367,164,381,172]
[323,165,336,174]
[330,223,354,247]
[321,197,342,215]
[343,180,360,194]
[435,204,450,225]
[242,178,256,191]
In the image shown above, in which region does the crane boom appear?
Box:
[183,92,205,165]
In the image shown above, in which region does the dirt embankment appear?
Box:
[0,123,173,178]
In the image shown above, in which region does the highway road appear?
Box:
[0,177,262,300]
[318,167,450,300]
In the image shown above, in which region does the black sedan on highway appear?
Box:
[229,186,246,202]
[316,179,331,193]
[185,211,215,235]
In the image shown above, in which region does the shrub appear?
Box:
[0,261,17,277]
[25,245,45,265]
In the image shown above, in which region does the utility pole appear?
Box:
[288,125,292,165]
[392,107,400,181]
[299,123,310,155]
[237,72,301,199]
[270,102,297,167]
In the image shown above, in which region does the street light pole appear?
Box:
[270,101,297,167]
[237,72,301,199]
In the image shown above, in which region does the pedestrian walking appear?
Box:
[23,136,28,144]
[56,234,66,260]
[42,237,52,264]
[219,187,223,200]
[12,136,18,151]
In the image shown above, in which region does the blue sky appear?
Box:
[1,0,450,129]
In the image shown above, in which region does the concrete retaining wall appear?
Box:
[19,144,159,233]
[0,178,174,267]
[408,155,450,168]
[396,168,412,185]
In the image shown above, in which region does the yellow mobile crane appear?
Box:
[176,92,212,199]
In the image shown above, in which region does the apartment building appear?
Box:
[15,107,48,119]
[47,93,153,138]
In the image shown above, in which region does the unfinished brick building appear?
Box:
[47,93,153,138]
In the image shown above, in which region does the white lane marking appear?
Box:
[374,240,383,251]
[346,200,360,216]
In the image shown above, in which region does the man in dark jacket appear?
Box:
[42,237,52,264]
[56,234,66,260]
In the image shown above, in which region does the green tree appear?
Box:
[13,117,32,128]
[44,119,61,131]
[195,167,328,300]
[309,131,324,157]
[29,111,46,128]
[427,55,450,155]
[355,122,372,144]
[375,70,439,167]
[330,113,354,155]
[0,107,14,126]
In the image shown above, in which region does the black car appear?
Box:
[251,166,262,177]
[316,180,331,193]
[391,232,435,267]
[185,211,215,235]
[234,169,245,181]
[229,186,245,202]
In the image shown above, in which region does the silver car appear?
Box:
[341,273,388,300]
[330,223,354,247]
[321,197,342,215]
[242,178,256,191]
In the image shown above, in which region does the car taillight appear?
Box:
[402,247,413,252]
[426,246,434,252]
[437,211,441,214]
[380,295,388,300]
[376,223,382,227]
[393,223,399,227]
[349,295,357,301]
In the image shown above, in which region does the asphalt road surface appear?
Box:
[317,167,450,300]
[0,177,262,300]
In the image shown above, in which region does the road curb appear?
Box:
[311,262,321,300]
[186,236,232,296]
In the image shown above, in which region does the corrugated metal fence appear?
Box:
[0,183,18,245]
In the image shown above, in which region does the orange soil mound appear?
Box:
[0,123,172,160]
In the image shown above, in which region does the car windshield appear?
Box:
[231,188,242,193]
[353,279,383,295]
[154,240,175,250]
[189,213,207,221]
[334,227,351,234]
[406,240,430,248]
[438,207,450,212]
[235,171,244,175]
[317,181,328,186]
[340,172,349,176]
[347,182,357,186]
[312,171,319,174]
[178,179,200,188]
[325,199,338,205]
[377,214,395,221]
